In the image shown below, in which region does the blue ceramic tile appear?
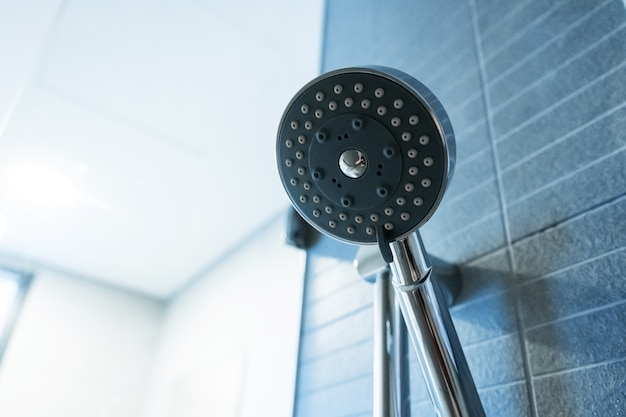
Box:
[487,1,625,108]
[464,333,525,387]
[422,212,506,264]
[302,278,372,331]
[485,1,622,88]
[321,0,378,71]
[526,302,626,375]
[444,148,496,208]
[501,105,626,204]
[491,25,626,136]
[512,196,626,278]
[409,357,434,403]
[480,1,563,58]
[424,179,501,239]
[450,290,518,345]
[308,234,360,264]
[411,400,437,417]
[454,119,491,160]
[304,257,363,303]
[297,339,373,394]
[496,62,626,168]
[479,382,532,417]
[295,374,372,417]
[298,2,626,416]
[456,248,513,305]
[374,2,473,71]
[507,149,626,241]
[533,359,626,417]
[299,305,373,362]
[431,50,482,101]
[519,249,626,328]
[447,94,487,136]
[475,0,532,41]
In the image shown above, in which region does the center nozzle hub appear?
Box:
[308,113,402,211]
[339,149,368,179]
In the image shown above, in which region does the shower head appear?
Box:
[276,66,454,252]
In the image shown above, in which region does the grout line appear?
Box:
[341,411,372,417]
[402,6,473,73]
[462,245,509,268]
[502,100,626,173]
[483,1,564,63]
[524,299,626,332]
[410,398,437,409]
[533,356,626,380]
[306,275,367,307]
[467,2,538,416]
[450,285,514,316]
[401,17,471,78]
[434,210,501,243]
[297,370,373,397]
[506,145,626,207]
[519,246,626,287]
[492,20,626,115]
[510,192,626,245]
[302,302,372,334]
[433,241,509,281]
[298,337,372,366]
[508,197,540,412]
[487,0,613,87]
[462,329,517,350]
[456,146,491,167]
[478,378,527,392]
[455,146,492,171]
[478,0,531,41]
[307,255,345,279]
[446,110,488,139]
[446,177,493,205]
[442,198,626,273]
[446,88,483,116]
[468,0,514,317]
[430,48,477,93]
[495,58,626,144]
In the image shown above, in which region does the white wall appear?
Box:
[0,212,306,417]
[0,271,163,417]
[144,214,306,417]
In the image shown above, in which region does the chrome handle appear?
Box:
[389,233,485,417]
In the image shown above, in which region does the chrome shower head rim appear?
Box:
[276,66,455,246]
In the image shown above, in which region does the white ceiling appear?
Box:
[0,0,324,298]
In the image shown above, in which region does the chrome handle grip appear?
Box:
[389,233,485,417]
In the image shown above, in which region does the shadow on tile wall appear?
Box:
[293,1,626,416]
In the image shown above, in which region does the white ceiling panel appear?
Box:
[0,0,64,123]
[0,0,323,297]
[0,85,249,296]
[36,0,318,153]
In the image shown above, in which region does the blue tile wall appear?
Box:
[293,1,626,416]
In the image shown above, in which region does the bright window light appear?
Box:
[3,163,79,207]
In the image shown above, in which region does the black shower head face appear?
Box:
[276,66,455,245]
